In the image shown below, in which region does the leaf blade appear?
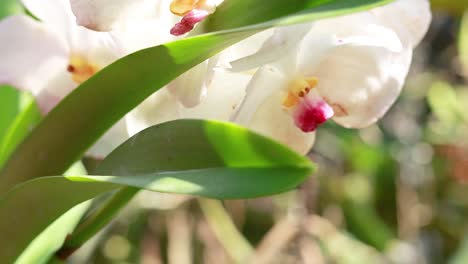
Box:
[0,119,314,262]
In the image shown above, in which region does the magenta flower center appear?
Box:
[170,10,209,36]
[293,97,334,132]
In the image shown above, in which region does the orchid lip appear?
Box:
[170,9,209,36]
[293,97,334,132]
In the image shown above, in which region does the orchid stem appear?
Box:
[56,187,138,260]
[198,198,253,263]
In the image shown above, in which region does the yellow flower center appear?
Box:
[170,0,206,16]
[282,77,318,108]
[67,54,100,84]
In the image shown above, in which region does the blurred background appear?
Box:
[3,1,468,264]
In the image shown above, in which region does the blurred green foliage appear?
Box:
[0,0,22,19]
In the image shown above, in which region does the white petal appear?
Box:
[70,0,177,56]
[110,17,176,53]
[297,22,403,77]
[167,60,210,108]
[21,0,74,37]
[370,0,431,47]
[70,0,160,32]
[218,29,274,67]
[248,91,316,155]
[0,16,69,97]
[108,0,178,52]
[35,71,77,113]
[25,0,125,65]
[126,71,250,136]
[231,65,289,125]
[87,119,129,158]
[296,33,340,77]
[69,27,124,66]
[229,23,312,72]
[182,71,249,120]
[120,21,269,109]
[314,37,412,128]
[69,0,134,31]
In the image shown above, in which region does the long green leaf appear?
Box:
[0,0,23,19]
[207,0,393,31]
[0,0,393,191]
[15,162,89,264]
[0,119,314,262]
[0,91,41,168]
[0,86,20,142]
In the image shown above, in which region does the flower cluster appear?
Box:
[0,0,431,156]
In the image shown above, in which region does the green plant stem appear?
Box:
[56,187,138,259]
[198,198,253,263]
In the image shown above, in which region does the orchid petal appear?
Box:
[0,16,70,103]
[167,60,211,108]
[35,71,77,113]
[296,33,339,77]
[69,27,124,66]
[110,4,177,53]
[168,26,274,108]
[370,0,431,47]
[232,65,289,125]
[21,0,74,38]
[297,12,404,75]
[69,0,154,31]
[229,23,311,72]
[126,71,249,136]
[181,71,250,120]
[314,38,411,128]
[249,91,316,155]
[218,29,273,66]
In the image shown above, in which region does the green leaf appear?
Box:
[0,92,41,168]
[0,119,314,263]
[15,201,91,264]
[208,0,393,31]
[460,10,468,73]
[0,86,20,142]
[0,0,393,191]
[0,0,23,19]
[14,162,89,264]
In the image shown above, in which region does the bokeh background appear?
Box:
[3,1,468,264]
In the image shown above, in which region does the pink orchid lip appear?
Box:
[170,9,210,36]
[293,96,334,132]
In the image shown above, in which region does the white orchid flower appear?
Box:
[70,0,223,36]
[0,0,124,113]
[0,0,131,157]
[227,0,431,154]
[0,0,264,157]
[123,0,431,155]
